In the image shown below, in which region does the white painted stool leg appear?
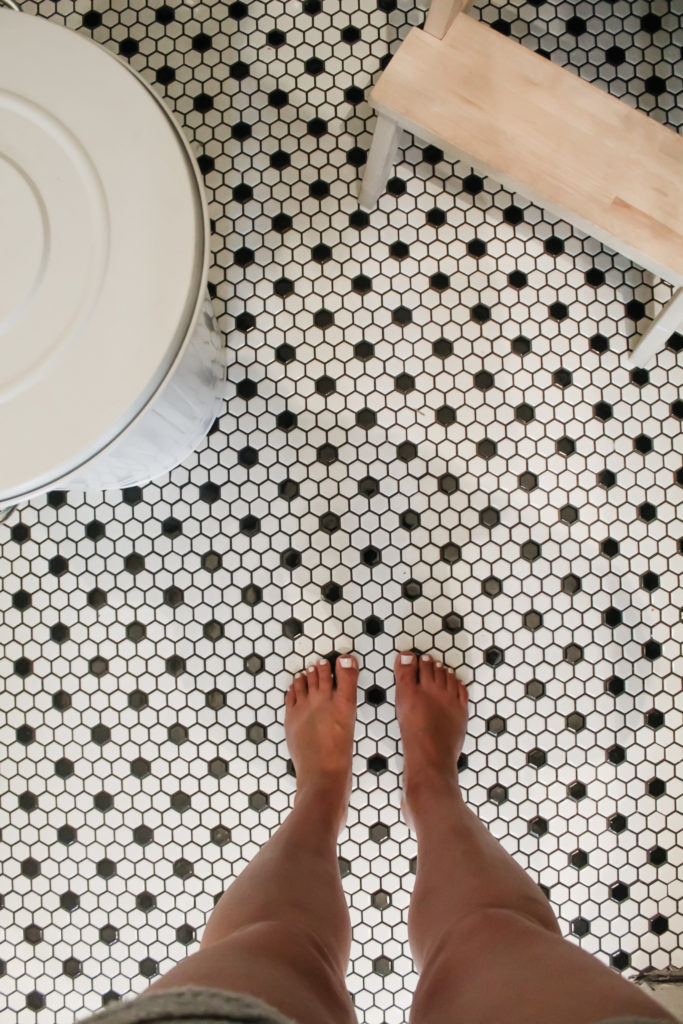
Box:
[358,113,401,212]
[625,286,683,369]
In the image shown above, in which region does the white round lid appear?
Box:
[0,9,206,500]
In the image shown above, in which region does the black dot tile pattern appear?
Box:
[1,0,683,1020]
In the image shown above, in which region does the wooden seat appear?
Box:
[358,4,683,368]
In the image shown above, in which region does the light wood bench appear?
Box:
[358,0,683,368]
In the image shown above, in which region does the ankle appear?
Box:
[404,770,461,811]
[294,775,350,820]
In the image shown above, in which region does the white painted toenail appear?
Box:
[400,654,413,664]
[421,654,431,661]
[435,661,442,669]
[339,657,353,667]
[307,665,315,672]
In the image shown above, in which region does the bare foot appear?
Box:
[285,655,358,831]
[394,651,469,828]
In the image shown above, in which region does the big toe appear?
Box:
[335,653,359,703]
[394,650,417,700]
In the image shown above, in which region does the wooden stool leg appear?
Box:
[424,0,472,39]
[358,113,401,212]
[626,286,683,368]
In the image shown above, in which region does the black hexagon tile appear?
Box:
[1,0,682,1021]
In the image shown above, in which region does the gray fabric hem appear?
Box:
[592,1017,674,1024]
[74,988,673,1024]
[74,986,299,1024]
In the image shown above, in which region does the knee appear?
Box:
[518,900,564,938]
[457,904,563,951]
[221,921,356,1024]
[414,904,563,1002]
[413,903,559,974]
[209,919,344,982]
[179,922,356,1024]
[488,902,561,935]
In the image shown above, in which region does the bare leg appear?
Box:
[137,656,360,1024]
[198,667,353,966]
[396,651,676,1024]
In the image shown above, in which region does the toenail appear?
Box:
[421,654,431,661]
[307,665,315,672]
[435,661,442,669]
[317,660,327,666]
[400,654,413,664]
[339,656,353,667]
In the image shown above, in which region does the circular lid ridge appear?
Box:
[0,9,206,500]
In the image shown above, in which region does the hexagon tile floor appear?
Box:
[2,0,683,1020]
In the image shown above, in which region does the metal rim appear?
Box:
[0,504,18,524]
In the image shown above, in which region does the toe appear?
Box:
[286,682,297,707]
[335,653,358,704]
[433,659,446,688]
[317,657,333,693]
[446,667,458,692]
[306,663,319,690]
[293,672,307,700]
[419,653,434,687]
[394,650,417,696]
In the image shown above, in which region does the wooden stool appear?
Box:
[358,0,683,368]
